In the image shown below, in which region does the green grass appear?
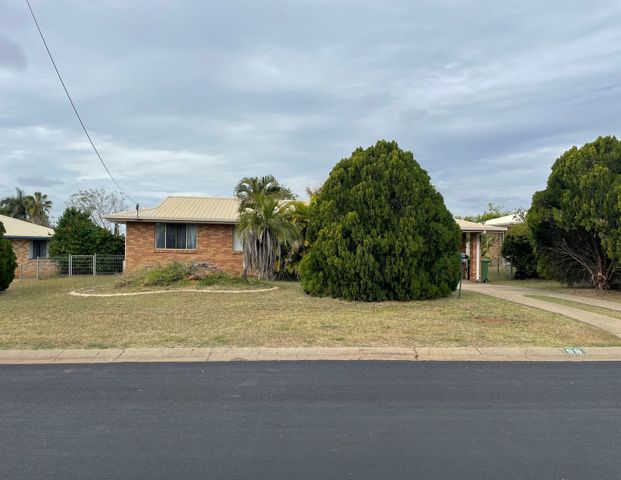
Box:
[1,276,619,350]
[527,295,621,320]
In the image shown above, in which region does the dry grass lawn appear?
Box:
[1,277,619,349]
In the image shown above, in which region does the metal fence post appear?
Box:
[93,254,97,277]
[69,254,73,277]
[36,257,40,280]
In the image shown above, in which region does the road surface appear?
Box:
[1,361,620,479]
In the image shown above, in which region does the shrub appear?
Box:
[300,140,461,301]
[0,221,17,291]
[501,224,537,279]
[528,136,621,289]
[141,262,191,286]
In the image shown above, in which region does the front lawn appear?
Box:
[1,277,619,349]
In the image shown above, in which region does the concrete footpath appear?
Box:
[2,346,621,364]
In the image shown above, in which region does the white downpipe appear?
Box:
[476,234,481,281]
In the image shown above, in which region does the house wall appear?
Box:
[484,232,504,261]
[124,222,243,274]
[459,233,480,281]
[10,239,57,279]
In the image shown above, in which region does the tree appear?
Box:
[234,175,295,209]
[0,221,17,291]
[300,140,461,301]
[49,208,125,257]
[528,136,621,289]
[27,192,52,226]
[67,188,128,234]
[234,177,299,280]
[0,188,33,221]
[501,224,537,278]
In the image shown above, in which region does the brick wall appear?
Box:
[125,222,243,274]
[10,239,57,279]
[484,232,504,261]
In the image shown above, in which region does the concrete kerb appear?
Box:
[1,346,621,364]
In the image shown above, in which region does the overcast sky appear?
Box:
[1,0,620,220]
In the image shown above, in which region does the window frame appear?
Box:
[29,239,49,259]
[232,226,243,252]
[154,223,197,250]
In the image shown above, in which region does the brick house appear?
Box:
[455,219,506,281]
[483,214,524,263]
[1,213,54,279]
[105,197,244,274]
[107,196,506,282]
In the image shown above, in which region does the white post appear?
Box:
[36,257,40,280]
[69,254,73,277]
[476,233,481,282]
[93,254,97,277]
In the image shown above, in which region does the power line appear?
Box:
[25,0,137,206]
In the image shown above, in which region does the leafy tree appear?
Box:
[0,188,33,221]
[528,136,621,289]
[234,176,299,280]
[49,208,125,257]
[27,192,52,226]
[0,221,17,291]
[501,224,537,278]
[300,140,461,301]
[67,188,128,234]
[278,198,314,279]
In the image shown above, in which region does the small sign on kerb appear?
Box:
[564,347,585,355]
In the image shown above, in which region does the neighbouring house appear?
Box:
[106,196,506,281]
[455,219,507,281]
[0,213,54,279]
[483,214,524,261]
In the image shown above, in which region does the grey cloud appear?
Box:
[0,36,27,70]
[1,0,620,221]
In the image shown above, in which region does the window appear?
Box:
[155,223,197,249]
[233,226,243,252]
[30,240,48,259]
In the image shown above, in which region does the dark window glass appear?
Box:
[176,224,187,249]
[156,223,196,249]
[31,240,48,259]
[155,223,166,248]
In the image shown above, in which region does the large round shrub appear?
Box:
[0,221,17,291]
[300,140,461,301]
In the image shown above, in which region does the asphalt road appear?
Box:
[1,362,620,480]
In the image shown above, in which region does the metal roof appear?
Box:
[455,218,507,233]
[105,196,241,224]
[105,196,509,235]
[0,214,54,239]
[484,214,524,227]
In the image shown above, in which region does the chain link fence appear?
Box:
[19,254,124,280]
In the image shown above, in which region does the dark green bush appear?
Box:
[300,140,461,301]
[501,224,537,278]
[0,221,17,291]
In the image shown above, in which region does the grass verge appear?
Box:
[1,277,619,349]
[527,295,621,320]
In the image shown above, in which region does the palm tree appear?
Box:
[238,195,300,280]
[0,188,33,221]
[234,175,295,210]
[28,192,53,226]
[234,176,299,280]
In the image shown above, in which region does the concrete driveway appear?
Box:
[463,282,621,338]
